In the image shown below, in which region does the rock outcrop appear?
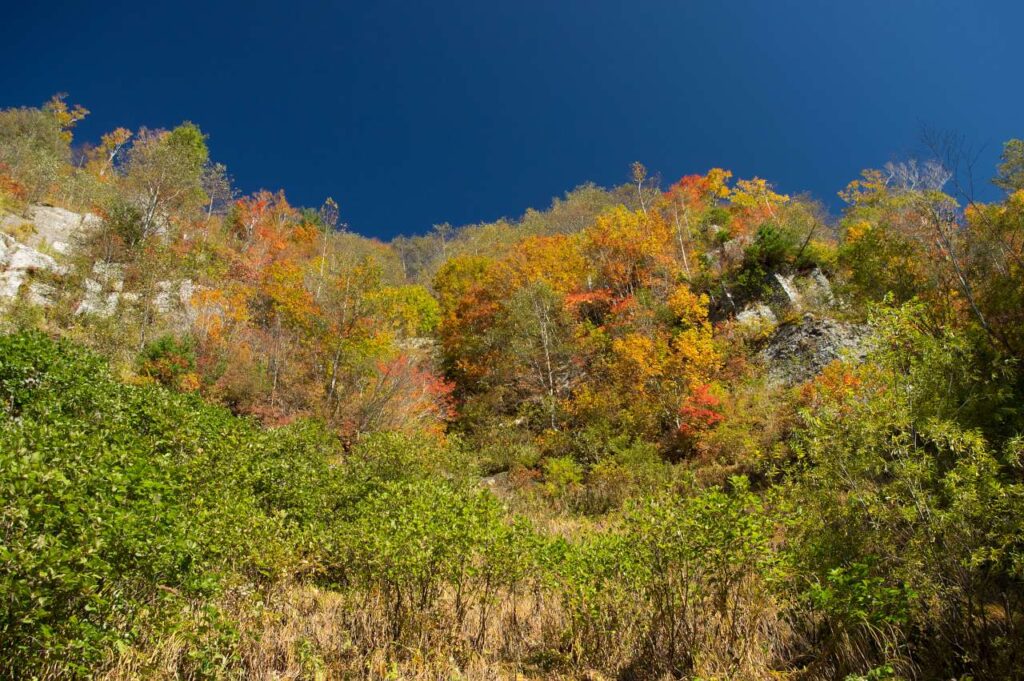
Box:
[761,314,868,385]
[1,205,196,323]
[75,261,197,321]
[0,205,98,306]
[0,231,66,304]
[735,302,777,330]
[769,267,834,312]
[0,205,100,255]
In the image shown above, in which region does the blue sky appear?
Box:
[3,0,1022,238]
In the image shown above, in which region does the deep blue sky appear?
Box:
[3,1,1022,238]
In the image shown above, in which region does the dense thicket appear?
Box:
[2,98,1023,679]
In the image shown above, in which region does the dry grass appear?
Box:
[102,580,575,680]
[100,574,805,681]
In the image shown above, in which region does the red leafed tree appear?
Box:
[677,382,724,438]
[351,354,456,438]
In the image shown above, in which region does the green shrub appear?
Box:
[787,304,1024,676]
[0,332,339,677]
[581,439,671,513]
[138,333,197,388]
[542,455,583,501]
[337,478,536,644]
[555,477,778,676]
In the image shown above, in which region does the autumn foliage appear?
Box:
[7,95,1024,679]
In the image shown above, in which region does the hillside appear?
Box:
[1,98,1023,680]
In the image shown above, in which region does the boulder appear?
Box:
[736,302,777,330]
[75,278,114,316]
[27,282,57,307]
[0,271,27,300]
[178,279,195,306]
[153,281,175,314]
[154,279,197,322]
[91,261,124,287]
[6,243,62,273]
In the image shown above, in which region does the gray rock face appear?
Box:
[26,282,57,307]
[75,278,117,316]
[0,270,27,300]
[772,273,801,307]
[736,302,777,329]
[6,242,62,273]
[24,205,100,254]
[761,314,868,385]
[152,279,198,323]
[1,206,198,323]
[75,262,122,316]
[91,261,124,288]
[810,269,834,302]
[0,232,66,304]
[1,206,100,255]
[704,233,750,273]
[770,268,834,312]
[0,205,100,305]
[76,268,197,320]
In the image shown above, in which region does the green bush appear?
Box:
[138,333,197,388]
[337,478,538,645]
[0,332,340,677]
[555,477,778,676]
[580,439,671,513]
[786,304,1024,676]
[542,455,583,501]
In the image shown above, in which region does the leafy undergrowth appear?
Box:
[0,333,786,679]
[4,324,1024,680]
